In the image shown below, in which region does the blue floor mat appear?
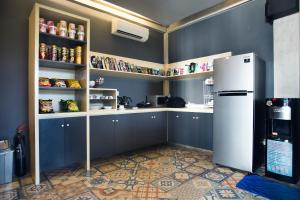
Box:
[236,175,300,200]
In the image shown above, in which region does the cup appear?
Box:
[89,81,95,88]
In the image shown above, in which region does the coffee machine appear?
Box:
[265,98,300,183]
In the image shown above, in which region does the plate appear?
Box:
[103,106,113,110]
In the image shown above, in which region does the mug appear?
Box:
[89,81,95,88]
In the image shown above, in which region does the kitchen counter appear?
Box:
[89,107,213,116]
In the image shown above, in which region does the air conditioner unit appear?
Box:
[111,19,149,42]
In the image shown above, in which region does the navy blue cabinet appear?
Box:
[39,112,211,172]
[135,113,151,149]
[186,113,200,147]
[64,117,86,166]
[39,117,86,172]
[115,114,137,154]
[90,114,139,159]
[39,118,65,172]
[167,112,213,150]
[191,113,213,150]
[90,115,115,160]
[153,112,167,145]
[168,112,189,145]
[198,113,213,150]
[135,112,167,149]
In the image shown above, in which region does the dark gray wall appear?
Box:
[0,0,163,143]
[0,0,35,144]
[90,18,163,63]
[170,78,205,104]
[91,75,163,105]
[169,0,273,102]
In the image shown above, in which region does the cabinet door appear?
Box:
[186,113,214,150]
[186,113,200,147]
[90,115,115,160]
[39,118,65,172]
[135,113,151,149]
[161,112,168,143]
[198,113,213,150]
[153,112,167,144]
[64,117,86,166]
[115,114,136,154]
[168,112,188,145]
[148,113,157,146]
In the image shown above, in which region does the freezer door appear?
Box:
[213,92,254,172]
[214,53,254,92]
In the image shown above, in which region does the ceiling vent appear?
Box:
[111,19,149,42]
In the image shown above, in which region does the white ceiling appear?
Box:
[105,0,225,26]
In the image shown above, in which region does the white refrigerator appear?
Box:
[213,53,266,172]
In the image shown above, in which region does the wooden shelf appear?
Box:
[90,99,116,101]
[39,59,86,70]
[90,68,165,80]
[89,88,117,91]
[90,68,213,80]
[89,52,233,81]
[38,111,87,119]
[166,71,213,80]
[39,32,87,46]
[39,87,85,91]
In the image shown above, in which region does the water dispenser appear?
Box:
[265,98,300,183]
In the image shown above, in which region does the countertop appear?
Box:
[38,107,213,119]
[89,107,213,116]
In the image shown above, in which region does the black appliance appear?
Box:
[166,97,186,108]
[265,98,300,183]
[118,96,132,108]
[136,96,152,108]
[265,0,299,23]
[14,132,26,177]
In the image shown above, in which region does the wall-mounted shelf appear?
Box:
[89,87,117,91]
[39,87,85,91]
[90,68,165,80]
[90,68,214,80]
[165,52,232,71]
[39,59,86,70]
[39,32,87,46]
[166,71,213,80]
[89,51,232,81]
[90,51,165,69]
[38,111,87,119]
[90,99,116,101]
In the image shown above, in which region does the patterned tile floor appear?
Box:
[0,145,269,200]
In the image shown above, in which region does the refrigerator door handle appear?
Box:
[217,90,252,96]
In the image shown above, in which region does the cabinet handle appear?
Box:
[61,124,64,127]
[112,120,115,122]
[192,117,195,119]
[116,120,119,123]
[176,115,179,118]
[196,117,199,120]
[151,116,153,119]
[153,116,156,119]
[66,123,70,127]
